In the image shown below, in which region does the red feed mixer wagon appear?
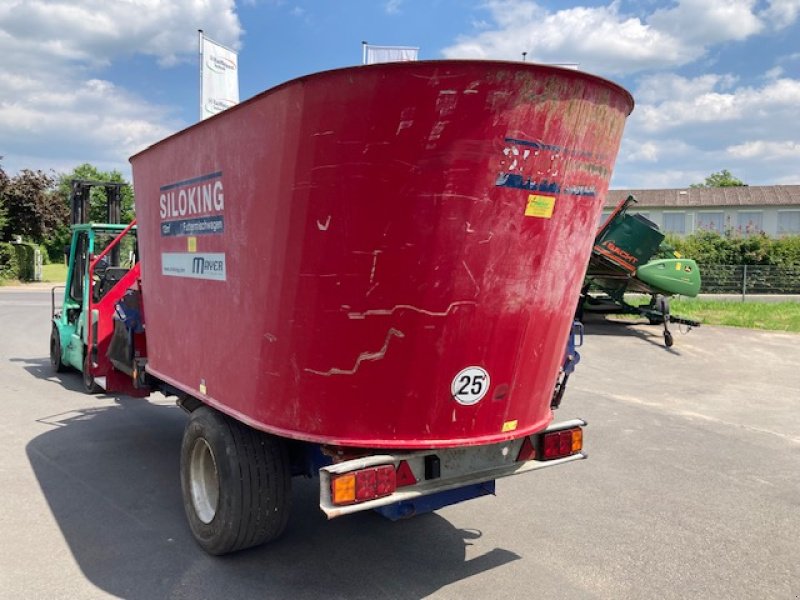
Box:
[56,60,633,555]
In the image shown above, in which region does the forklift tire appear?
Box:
[180,406,291,555]
[50,326,66,373]
[664,331,674,348]
[82,351,101,394]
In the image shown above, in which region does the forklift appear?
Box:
[49,180,145,396]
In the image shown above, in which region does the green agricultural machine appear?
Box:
[581,195,702,347]
[49,180,144,396]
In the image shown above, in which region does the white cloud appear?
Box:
[385,0,403,15]
[622,140,660,162]
[727,140,800,159]
[648,0,763,45]
[633,73,738,104]
[765,66,784,80]
[443,1,691,74]
[631,75,800,133]
[762,0,800,28]
[441,0,772,75]
[0,0,241,67]
[612,74,800,187]
[0,0,243,175]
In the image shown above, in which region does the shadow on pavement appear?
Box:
[581,314,683,354]
[10,356,87,393]
[27,399,520,599]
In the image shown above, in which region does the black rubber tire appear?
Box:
[82,351,101,394]
[664,331,674,348]
[180,406,291,555]
[50,326,66,373]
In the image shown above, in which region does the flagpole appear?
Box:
[361,40,368,65]
[198,29,204,121]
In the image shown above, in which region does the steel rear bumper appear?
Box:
[319,418,587,518]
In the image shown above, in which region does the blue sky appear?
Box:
[1,0,798,189]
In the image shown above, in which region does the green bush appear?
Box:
[0,242,19,280]
[13,243,36,281]
[670,231,800,266]
[44,226,71,263]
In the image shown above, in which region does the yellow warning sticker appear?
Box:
[525,194,556,218]
[675,261,683,271]
[502,419,518,433]
[187,237,197,252]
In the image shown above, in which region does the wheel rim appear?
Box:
[189,437,219,524]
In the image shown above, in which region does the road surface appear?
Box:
[1,287,798,599]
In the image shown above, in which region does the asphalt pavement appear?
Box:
[1,287,798,599]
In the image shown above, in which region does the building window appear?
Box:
[663,212,686,234]
[696,211,724,233]
[736,211,763,235]
[777,211,800,235]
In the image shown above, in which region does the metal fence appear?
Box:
[699,264,800,296]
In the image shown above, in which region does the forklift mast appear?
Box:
[70,179,126,225]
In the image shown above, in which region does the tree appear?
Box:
[690,169,747,188]
[1,168,64,243]
[0,158,9,234]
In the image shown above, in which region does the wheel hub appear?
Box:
[189,437,219,524]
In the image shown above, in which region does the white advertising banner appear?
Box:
[162,252,227,281]
[200,33,239,120]
[363,44,419,65]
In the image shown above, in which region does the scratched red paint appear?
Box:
[131,60,633,448]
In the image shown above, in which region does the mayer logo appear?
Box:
[191,256,225,276]
[162,252,226,281]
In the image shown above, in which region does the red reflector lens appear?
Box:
[375,465,396,496]
[542,428,582,460]
[559,431,572,455]
[543,433,560,459]
[355,468,377,501]
[353,465,396,502]
[516,436,536,462]
[395,460,417,487]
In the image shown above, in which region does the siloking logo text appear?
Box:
[160,171,224,220]
[162,252,226,281]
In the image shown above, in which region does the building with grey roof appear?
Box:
[604,185,800,237]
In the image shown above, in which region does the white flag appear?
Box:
[200,33,239,120]
[363,44,419,65]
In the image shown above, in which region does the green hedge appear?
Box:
[13,243,37,281]
[667,231,800,266]
[0,242,19,280]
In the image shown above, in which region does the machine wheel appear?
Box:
[664,331,674,348]
[180,406,291,555]
[82,351,101,394]
[50,326,66,373]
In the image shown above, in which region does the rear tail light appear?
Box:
[540,427,583,460]
[331,465,397,505]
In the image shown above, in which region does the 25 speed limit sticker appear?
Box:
[451,366,491,405]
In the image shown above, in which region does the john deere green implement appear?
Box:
[581,195,701,347]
